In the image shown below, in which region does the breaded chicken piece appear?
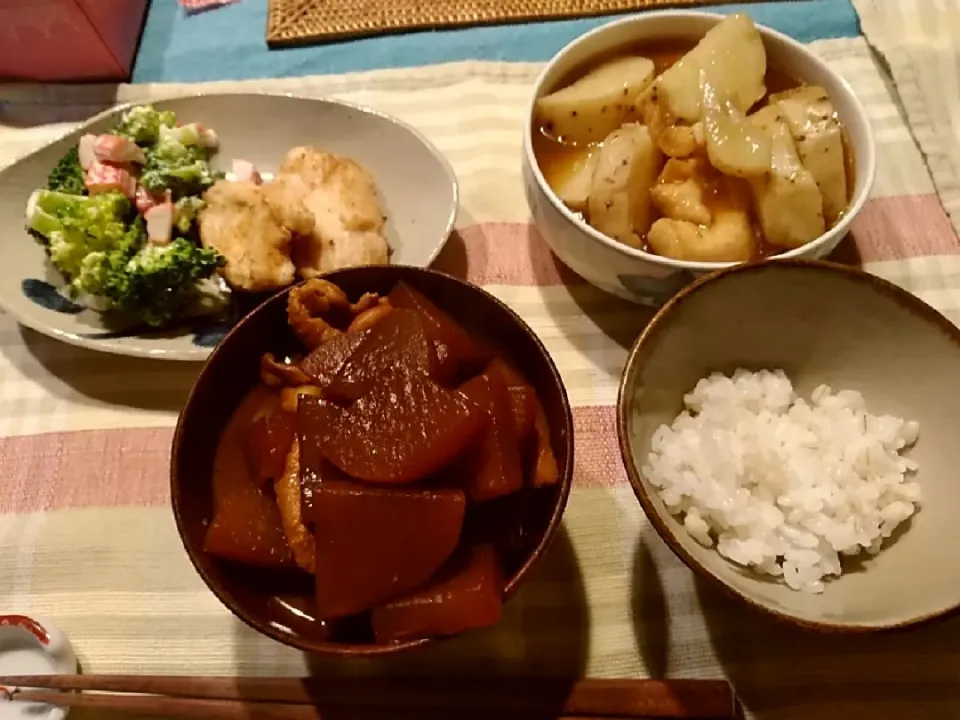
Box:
[647,161,755,263]
[275,147,390,277]
[651,158,713,226]
[199,179,314,292]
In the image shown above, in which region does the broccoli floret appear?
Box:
[174,196,205,234]
[162,124,203,147]
[26,190,132,285]
[103,239,224,327]
[114,105,177,145]
[46,146,85,195]
[26,187,224,327]
[73,218,146,299]
[139,125,218,199]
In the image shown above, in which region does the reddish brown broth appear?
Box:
[532,39,855,261]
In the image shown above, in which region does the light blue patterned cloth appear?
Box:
[132,0,861,83]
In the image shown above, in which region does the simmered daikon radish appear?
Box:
[587,124,662,247]
[536,56,655,145]
[655,13,767,122]
[749,106,825,248]
[771,86,848,224]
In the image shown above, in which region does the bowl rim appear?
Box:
[171,264,575,655]
[0,91,460,362]
[522,10,878,273]
[616,257,960,632]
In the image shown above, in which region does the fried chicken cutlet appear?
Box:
[275,147,390,277]
[199,179,315,292]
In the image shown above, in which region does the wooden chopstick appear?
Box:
[1,675,736,719]
[7,690,318,719]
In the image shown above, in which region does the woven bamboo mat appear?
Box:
[266,0,757,46]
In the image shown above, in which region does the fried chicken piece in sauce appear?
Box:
[275,147,390,277]
[199,180,314,292]
[274,437,316,573]
[260,353,311,388]
[287,278,382,350]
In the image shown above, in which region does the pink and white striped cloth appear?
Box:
[0,30,957,720]
[180,0,238,14]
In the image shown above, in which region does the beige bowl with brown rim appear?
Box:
[617,259,960,631]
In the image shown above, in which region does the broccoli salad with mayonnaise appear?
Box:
[24,105,228,328]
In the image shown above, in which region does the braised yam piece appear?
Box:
[486,358,537,441]
[316,372,484,484]
[530,403,560,487]
[299,329,370,388]
[311,480,466,619]
[387,281,488,383]
[206,389,293,568]
[325,309,437,402]
[372,544,504,644]
[297,396,355,523]
[486,358,559,487]
[204,483,294,569]
[457,368,524,503]
[300,458,352,526]
[245,406,296,484]
[297,394,337,474]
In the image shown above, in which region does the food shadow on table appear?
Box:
[826,233,864,268]
[513,223,658,354]
[696,579,960,718]
[14,324,202,413]
[629,530,671,680]
[528,227,865,363]
[229,524,590,679]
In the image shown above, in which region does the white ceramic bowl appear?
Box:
[521,11,877,305]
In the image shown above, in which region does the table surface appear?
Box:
[133,0,861,83]
[6,2,960,719]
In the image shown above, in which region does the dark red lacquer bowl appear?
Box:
[171,265,574,656]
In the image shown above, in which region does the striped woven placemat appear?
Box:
[2,35,960,716]
[266,0,760,46]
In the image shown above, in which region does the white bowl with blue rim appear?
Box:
[521,11,876,306]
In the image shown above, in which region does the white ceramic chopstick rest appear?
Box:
[0,615,77,720]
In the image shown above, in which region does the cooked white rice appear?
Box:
[643,369,921,593]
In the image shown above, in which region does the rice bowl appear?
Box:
[618,258,960,631]
[644,369,921,594]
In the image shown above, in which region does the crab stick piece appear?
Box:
[231,158,261,185]
[135,186,172,215]
[195,123,219,149]
[78,134,97,171]
[145,202,174,245]
[93,134,147,165]
[85,160,136,200]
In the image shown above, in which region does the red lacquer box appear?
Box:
[0,0,149,81]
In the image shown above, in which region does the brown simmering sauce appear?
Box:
[532,38,856,260]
